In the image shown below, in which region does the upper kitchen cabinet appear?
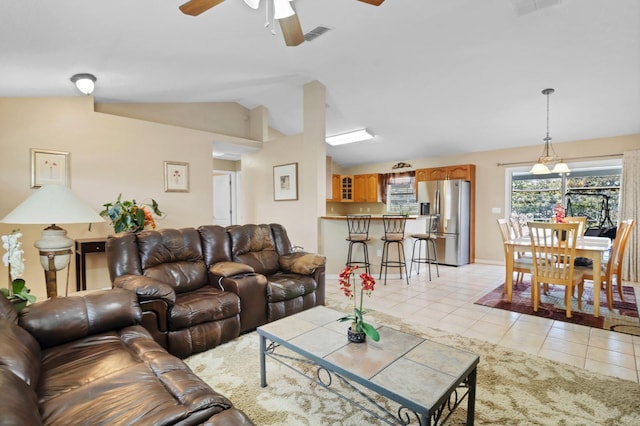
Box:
[340,175,354,202]
[416,164,475,182]
[354,173,382,203]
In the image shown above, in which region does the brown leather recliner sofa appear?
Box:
[106,223,326,358]
[0,288,253,426]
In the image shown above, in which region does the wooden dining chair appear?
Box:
[497,218,532,290]
[564,216,587,236]
[576,219,635,310]
[528,222,584,318]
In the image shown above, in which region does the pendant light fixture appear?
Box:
[530,88,570,175]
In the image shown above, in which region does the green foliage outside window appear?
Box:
[511,168,621,229]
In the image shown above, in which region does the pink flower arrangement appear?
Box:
[337,265,380,341]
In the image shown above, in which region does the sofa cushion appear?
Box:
[0,319,41,388]
[267,273,318,303]
[229,224,280,276]
[38,325,233,425]
[170,287,241,330]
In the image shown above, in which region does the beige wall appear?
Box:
[1,94,636,299]
[0,97,223,299]
[336,134,640,264]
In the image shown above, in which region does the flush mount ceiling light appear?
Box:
[326,129,375,146]
[70,73,97,95]
[530,88,570,175]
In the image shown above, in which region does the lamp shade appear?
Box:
[1,185,104,225]
[273,0,295,19]
[529,162,550,175]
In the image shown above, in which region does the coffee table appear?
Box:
[257,306,479,425]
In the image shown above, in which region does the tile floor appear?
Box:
[324,262,640,383]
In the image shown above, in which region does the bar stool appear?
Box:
[379,214,409,285]
[345,215,371,274]
[409,214,440,281]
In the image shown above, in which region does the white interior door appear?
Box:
[213,172,233,226]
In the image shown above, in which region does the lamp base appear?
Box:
[34,225,73,299]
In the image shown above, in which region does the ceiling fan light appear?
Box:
[243,0,260,9]
[70,73,97,95]
[530,162,550,174]
[273,0,295,19]
[551,162,571,174]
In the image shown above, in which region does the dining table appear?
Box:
[503,235,612,317]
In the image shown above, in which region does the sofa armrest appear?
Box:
[113,274,176,306]
[18,288,141,349]
[279,252,327,275]
[209,261,254,279]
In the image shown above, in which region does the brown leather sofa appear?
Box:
[106,223,326,358]
[0,288,253,426]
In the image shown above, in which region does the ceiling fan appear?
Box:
[178,0,385,47]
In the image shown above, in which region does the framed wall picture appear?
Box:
[164,161,190,192]
[31,148,70,188]
[273,162,298,201]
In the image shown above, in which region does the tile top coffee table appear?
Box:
[257,306,479,425]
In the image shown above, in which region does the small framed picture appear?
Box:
[164,161,190,192]
[273,163,298,201]
[31,148,70,188]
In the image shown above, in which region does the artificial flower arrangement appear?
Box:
[1,230,36,310]
[337,265,380,342]
[100,194,164,233]
[553,203,566,223]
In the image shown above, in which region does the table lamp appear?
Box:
[0,185,104,298]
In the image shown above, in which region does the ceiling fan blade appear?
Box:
[278,14,304,47]
[179,0,225,16]
[357,0,385,5]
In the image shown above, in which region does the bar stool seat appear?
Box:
[346,215,371,274]
[409,214,440,281]
[379,215,408,285]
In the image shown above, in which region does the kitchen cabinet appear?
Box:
[416,164,475,182]
[340,175,354,202]
[354,173,381,202]
[328,174,341,201]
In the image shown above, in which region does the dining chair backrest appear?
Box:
[528,222,581,286]
[509,217,523,238]
[608,219,635,279]
[382,215,407,240]
[565,216,587,237]
[497,218,511,243]
[346,215,371,240]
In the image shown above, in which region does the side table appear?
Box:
[75,238,107,291]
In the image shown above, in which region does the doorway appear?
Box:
[213,171,238,226]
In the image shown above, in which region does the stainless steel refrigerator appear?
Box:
[417,179,470,266]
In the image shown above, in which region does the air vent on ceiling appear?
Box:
[304,26,332,42]
[510,0,562,15]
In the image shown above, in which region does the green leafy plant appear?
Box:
[1,230,36,308]
[337,265,380,342]
[100,194,163,233]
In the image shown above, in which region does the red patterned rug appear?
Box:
[475,280,640,336]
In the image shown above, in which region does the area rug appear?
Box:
[475,281,640,336]
[185,303,640,425]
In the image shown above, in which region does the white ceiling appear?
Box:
[1,0,638,167]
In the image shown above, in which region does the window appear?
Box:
[509,162,621,230]
[386,172,418,214]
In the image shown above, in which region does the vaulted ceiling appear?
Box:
[1,0,638,166]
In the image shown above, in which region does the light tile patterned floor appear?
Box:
[324,263,640,383]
